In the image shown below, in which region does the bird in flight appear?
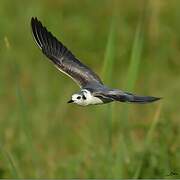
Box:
[31,17,161,106]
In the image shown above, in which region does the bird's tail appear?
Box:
[122,92,161,104]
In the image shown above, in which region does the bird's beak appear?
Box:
[67,99,74,103]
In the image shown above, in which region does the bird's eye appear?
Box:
[77,96,81,99]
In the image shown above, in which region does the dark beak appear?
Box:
[67,99,74,103]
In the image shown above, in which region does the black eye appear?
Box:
[77,96,81,99]
[82,95,86,100]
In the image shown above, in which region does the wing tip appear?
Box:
[31,17,76,59]
[31,17,42,49]
[31,17,40,26]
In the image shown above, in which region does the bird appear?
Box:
[31,17,161,106]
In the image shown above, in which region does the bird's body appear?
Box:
[31,17,161,106]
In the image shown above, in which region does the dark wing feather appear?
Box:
[31,17,103,88]
[92,89,124,102]
[93,89,161,104]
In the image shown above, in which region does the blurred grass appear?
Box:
[0,0,179,178]
[113,19,144,178]
[0,143,19,178]
[134,103,162,178]
[101,10,116,178]
[15,66,40,178]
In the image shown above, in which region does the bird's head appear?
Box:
[67,91,88,106]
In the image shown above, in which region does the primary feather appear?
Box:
[31,17,103,88]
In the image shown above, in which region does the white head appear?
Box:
[67,89,103,106]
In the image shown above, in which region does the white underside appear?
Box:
[86,95,103,105]
[78,93,103,106]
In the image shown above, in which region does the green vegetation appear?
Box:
[0,0,179,178]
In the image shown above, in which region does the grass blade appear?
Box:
[119,21,144,150]
[126,23,143,91]
[133,103,162,178]
[114,11,145,178]
[0,143,19,178]
[102,15,116,145]
[102,18,116,84]
[14,64,40,178]
[101,13,116,178]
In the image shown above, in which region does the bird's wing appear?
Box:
[92,89,125,101]
[31,17,103,88]
[93,89,161,103]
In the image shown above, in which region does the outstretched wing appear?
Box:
[31,17,103,88]
[93,89,161,104]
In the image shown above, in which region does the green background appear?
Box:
[0,0,179,178]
